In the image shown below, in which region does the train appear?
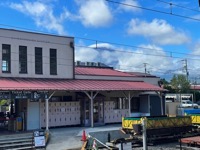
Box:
[122,115,200,144]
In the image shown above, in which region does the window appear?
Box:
[35,47,43,74]
[112,97,129,109]
[131,97,140,112]
[19,46,27,73]
[50,49,57,75]
[2,44,11,73]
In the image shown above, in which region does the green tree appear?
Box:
[0,100,7,106]
[170,74,190,93]
[159,78,176,93]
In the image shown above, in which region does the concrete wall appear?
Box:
[166,102,180,116]
[0,28,74,79]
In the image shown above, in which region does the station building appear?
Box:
[0,28,165,131]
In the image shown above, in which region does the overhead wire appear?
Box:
[0,24,200,59]
[105,0,200,22]
[0,26,199,77]
[75,44,200,61]
[156,0,200,13]
[1,0,200,77]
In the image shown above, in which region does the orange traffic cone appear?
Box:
[81,130,87,142]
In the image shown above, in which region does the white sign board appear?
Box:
[34,136,45,147]
[116,142,132,150]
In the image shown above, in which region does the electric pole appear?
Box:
[181,59,188,81]
[183,59,189,81]
[144,63,147,77]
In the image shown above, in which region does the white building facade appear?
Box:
[0,28,164,131]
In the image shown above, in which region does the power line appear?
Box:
[75,36,200,58]
[105,0,200,22]
[75,44,200,62]
[1,23,200,59]
[157,0,200,13]
[0,25,200,77]
[0,30,190,74]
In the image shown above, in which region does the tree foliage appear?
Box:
[170,74,191,93]
[159,78,175,93]
[0,100,7,106]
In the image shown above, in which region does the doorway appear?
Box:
[81,98,104,126]
[93,99,104,125]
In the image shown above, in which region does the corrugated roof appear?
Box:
[0,78,164,91]
[191,85,200,90]
[75,67,136,77]
[126,72,158,78]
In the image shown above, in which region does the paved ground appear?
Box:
[46,124,121,150]
[46,124,182,150]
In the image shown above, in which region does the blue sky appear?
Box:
[1,0,200,81]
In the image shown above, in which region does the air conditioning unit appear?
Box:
[75,61,81,66]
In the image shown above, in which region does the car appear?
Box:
[181,100,198,109]
[196,101,200,105]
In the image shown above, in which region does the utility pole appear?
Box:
[144,63,147,77]
[182,59,189,81]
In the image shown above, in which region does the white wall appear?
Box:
[40,101,80,127]
[0,28,74,79]
[104,101,129,123]
[75,75,160,85]
[27,101,40,130]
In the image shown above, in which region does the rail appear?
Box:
[87,134,112,150]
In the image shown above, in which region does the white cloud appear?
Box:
[190,14,200,20]
[119,0,141,13]
[78,0,113,27]
[75,43,174,74]
[9,1,65,35]
[188,41,200,76]
[127,18,190,45]
[75,47,99,62]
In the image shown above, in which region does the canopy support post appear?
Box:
[45,91,55,132]
[122,91,135,117]
[84,91,99,128]
[156,91,164,115]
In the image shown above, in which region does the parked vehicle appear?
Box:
[196,101,200,105]
[181,100,198,109]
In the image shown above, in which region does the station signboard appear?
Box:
[32,91,49,101]
[0,91,49,100]
[0,91,10,100]
[11,91,32,99]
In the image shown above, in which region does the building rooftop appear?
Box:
[0,77,164,91]
[75,67,137,77]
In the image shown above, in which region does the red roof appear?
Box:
[191,85,200,90]
[75,67,136,77]
[0,78,164,91]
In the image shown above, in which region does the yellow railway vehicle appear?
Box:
[188,114,200,125]
[122,116,195,139]
[122,116,192,129]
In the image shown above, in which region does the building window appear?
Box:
[112,97,129,109]
[2,44,11,73]
[50,49,57,75]
[19,46,27,74]
[35,47,43,74]
[131,97,140,112]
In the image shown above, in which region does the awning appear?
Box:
[0,77,164,91]
[181,96,191,98]
[165,95,176,98]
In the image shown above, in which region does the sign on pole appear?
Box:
[33,130,46,148]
